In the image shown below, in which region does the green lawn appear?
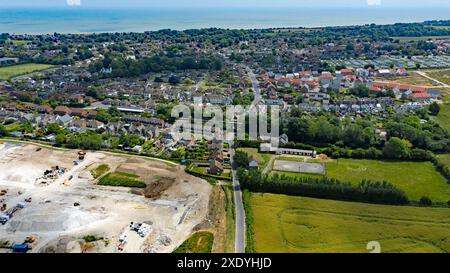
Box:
[238,148,273,169]
[251,193,450,253]
[271,158,450,202]
[0,63,54,80]
[174,231,214,253]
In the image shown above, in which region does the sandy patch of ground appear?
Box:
[0,143,211,253]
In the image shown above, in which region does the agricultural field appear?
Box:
[0,63,54,80]
[271,158,450,202]
[238,148,273,169]
[251,193,450,253]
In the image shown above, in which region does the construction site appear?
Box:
[0,142,211,253]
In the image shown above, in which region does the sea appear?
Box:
[1,7,450,34]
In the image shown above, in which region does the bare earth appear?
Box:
[0,142,211,253]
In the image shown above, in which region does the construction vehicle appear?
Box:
[24,236,37,244]
[0,206,21,225]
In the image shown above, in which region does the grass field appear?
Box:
[0,63,54,80]
[392,35,450,41]
[8,40,31,46]
[174,231,214,253]
[374,73,438,86]
[90,164,110,179]
[271,158,450,202]
[98,171,146,188]
[238,148,273,169]
[437,154,450,168]
[251,193,450,253]
[425,69,450,85]
[433,104,450,132]
[222,185,236,253]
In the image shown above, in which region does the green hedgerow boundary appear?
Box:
[185,162,232,182]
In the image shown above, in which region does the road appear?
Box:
[243,65,262,108]
[229,65,263,253]
[230,148,246,253]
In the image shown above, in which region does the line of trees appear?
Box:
[237,169,409,205]
[89,54,223,78]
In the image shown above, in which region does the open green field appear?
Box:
[437,154,450,168]
[238,148,272,169]
[98,171,146,188]
[392,35,450,41]
[426,69,450,85]
[251,193,450,253]
[271,158,450,202]
[432,104,450,132]
[8,40,31,46]
[174,231,214,253]
[374,73,438,86]
[90,164,110,179]
[0,63,54,80]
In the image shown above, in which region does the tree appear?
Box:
[234,151,250,169]
[428,102,440,116]
[419,196,432,207]
[86,87,99,99]
[55,134,67,146]
[46,123,62,135]
[0,124,7,137]
[382,137,412,159]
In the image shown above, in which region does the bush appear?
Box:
[419,196,433,207]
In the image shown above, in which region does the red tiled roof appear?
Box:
[411,92,431,99]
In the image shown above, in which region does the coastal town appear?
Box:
[1,19,450,254]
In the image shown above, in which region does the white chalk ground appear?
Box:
[0,143,211,253]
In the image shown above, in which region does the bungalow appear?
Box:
[53,106,72,116]
[411,92,431,102]
[56,114,73,126]
[70,108,88,118]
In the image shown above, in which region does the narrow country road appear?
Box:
[230,148,246,253]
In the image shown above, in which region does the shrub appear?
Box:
[419,196,433,207]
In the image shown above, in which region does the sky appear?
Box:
[2,0,450,8]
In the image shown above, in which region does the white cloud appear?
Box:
[67,0,82,6]
[367,0,382,6]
